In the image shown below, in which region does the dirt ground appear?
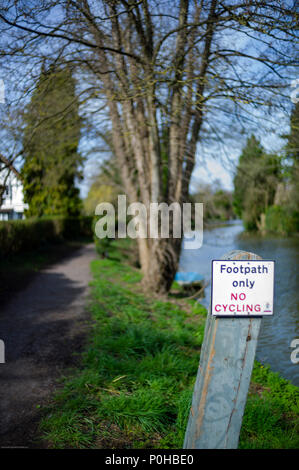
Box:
[0,243,96,448]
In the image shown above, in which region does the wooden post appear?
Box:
[184,250,263,449]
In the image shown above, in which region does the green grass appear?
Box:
[39,240,299,449]
[240,363,299,448]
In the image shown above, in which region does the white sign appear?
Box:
[211,260,275,317]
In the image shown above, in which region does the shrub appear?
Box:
[265,205,299,235]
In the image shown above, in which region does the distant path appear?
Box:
[0,243,96,448]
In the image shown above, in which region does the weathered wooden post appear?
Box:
[184,250,274,449]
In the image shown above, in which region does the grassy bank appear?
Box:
[40,240,299,449]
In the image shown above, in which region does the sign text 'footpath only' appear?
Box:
[211,260,275,316]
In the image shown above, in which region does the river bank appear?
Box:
[39,239,299,449]
[179,220,299,386]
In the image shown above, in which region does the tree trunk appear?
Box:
[140,237,182,295]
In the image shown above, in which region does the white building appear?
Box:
[0,167,28,220]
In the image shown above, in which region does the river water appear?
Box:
[179,220,299,386]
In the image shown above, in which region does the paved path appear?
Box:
[0,244,96,448]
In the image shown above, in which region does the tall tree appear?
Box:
[285,101,299,214]
[233,135,281,230]
[21,65,83,217]
[286,102,299,161]
[0,1,297,292]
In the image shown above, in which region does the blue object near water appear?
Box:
[175,272,204,284]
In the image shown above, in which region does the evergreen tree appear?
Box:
[285,102,299,215]
[233,135,263,220]
[21,65,83,217]
[233,135,281,230]
[286,102,299,162]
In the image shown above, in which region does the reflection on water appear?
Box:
[179,220,299,386]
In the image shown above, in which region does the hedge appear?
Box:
[0,216,93,258]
